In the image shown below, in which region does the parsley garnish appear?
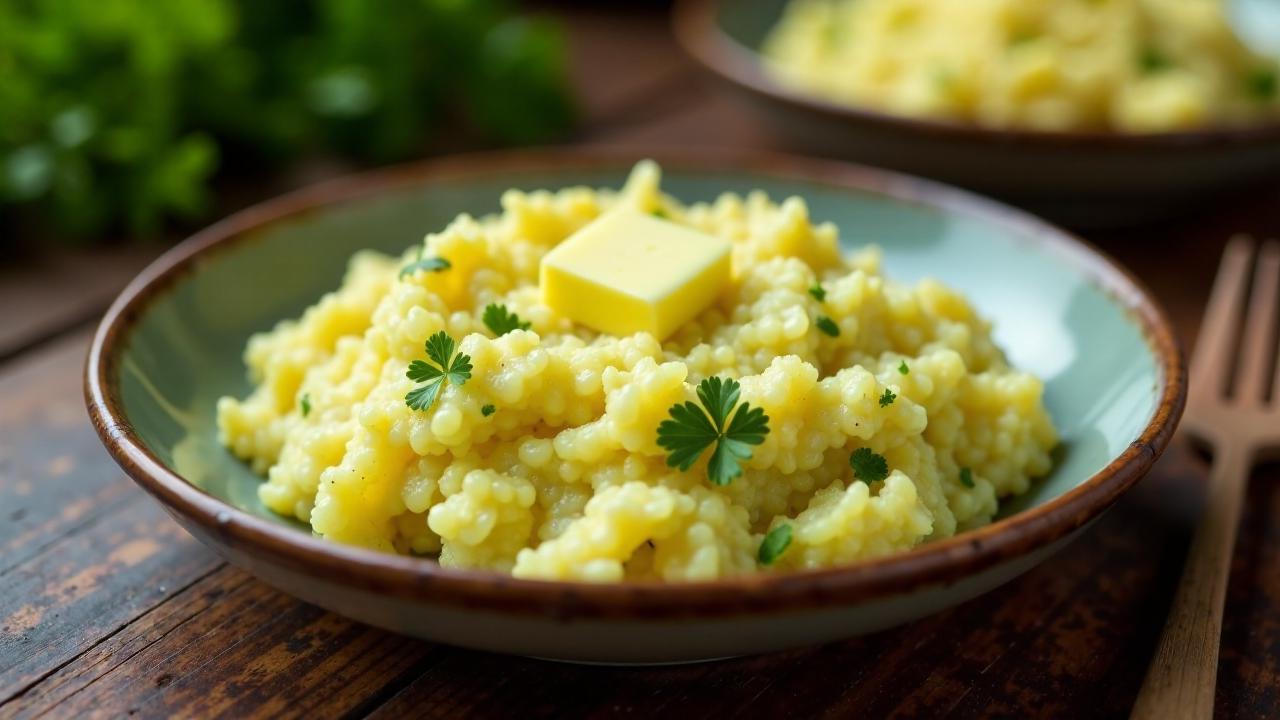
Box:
[656,376,771,486]
[758,524,793,566]
[1139,47,1171,74]
[850,447,889,484]
[405,331,472,411]
[399,248,452,279]
[482,303,531,336]
[815,315,840,337]
[960,467,975,488]
[898,360,909,375]
[879,388,896,408]
[651,207,668,219]
[1247,68,1277,101]
[300,393,311,417]
[481,404,496,417]
[808,283,826,302]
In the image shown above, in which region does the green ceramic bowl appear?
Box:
[673,0,1280,226]
[86,148,1185,663]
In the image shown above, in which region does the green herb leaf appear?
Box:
[850,447,889,484]
[651,207,668,219]
[1139,47,1171,74]
[483,303,531,336]
[808,283,826,302]
[960,467,975,488]
[481,404,496,417]
[815,315,840,337]
[300,393,312,417]
[1247,67,1277,101]
[758,524,793,566]
[400,256,452,279]
[898,360,909,375]
[657,376,771,486]
[878,388,896,408]
[405,331,472,411]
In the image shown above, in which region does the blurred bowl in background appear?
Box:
[673,0,1280,227]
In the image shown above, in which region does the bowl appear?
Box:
[672,0,1280,227]
[86,148,1185,664]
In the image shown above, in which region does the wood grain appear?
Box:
[0,249,157,361]
[1,5,1279,719]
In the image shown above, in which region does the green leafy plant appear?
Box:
[657,376,770,486]
[405,331,472,411]
[0,0,574,241]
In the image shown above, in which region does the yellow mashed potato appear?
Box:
[217,162,1057,582]
[764,0,1280,132]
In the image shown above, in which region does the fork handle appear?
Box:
[1131,448,1251,720]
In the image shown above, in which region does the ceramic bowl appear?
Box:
[672,0,1280,227]
[86,148,1185,664]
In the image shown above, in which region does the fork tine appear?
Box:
[1238,240,1280,404]
[1190,236,1255,402]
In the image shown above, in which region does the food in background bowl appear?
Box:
[764,0,1280,132]
[217,161,1057,582]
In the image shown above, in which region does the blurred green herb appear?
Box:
[960,467,975,488]
[1139,47,1172,74]
[758,524,792,566]
[815,315,840,337]
[850,447,888,484]
[0,0,574,241]
[1247,67,1278,101]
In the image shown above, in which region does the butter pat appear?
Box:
[540,209,732,340]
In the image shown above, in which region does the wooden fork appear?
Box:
[1132,237,1280,720]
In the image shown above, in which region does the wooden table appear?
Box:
[3,7,1279,719]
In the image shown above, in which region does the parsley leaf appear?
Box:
[960,467,975,488]
[808,283,826,302]
[850,447,889,484]
[483,303,531,336]
[1139,47,1171,74]
[758,524,793,566]
[815,315,840,337]
[300,393,311,417]
[400,252,452,279]
[405,331,472,411]
[651,207,668,219]
[898,360,910,375]
[656,376,771,486]
[481,404,496,417]
[879,388,896,408]
[1247,67,1277,101]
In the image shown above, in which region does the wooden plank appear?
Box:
[6,566,443,720]
[0,248,156,360]
[0,332,139,575]
[0,496,223,704]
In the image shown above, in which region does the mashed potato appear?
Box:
[217,162,1057,582]
[764,0,1280,132]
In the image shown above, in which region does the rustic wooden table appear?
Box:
[2,7,1278,719]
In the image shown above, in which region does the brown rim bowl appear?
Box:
[85,146,1185,627]
[673,0,1280,227]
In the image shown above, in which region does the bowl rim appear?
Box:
[672,0,1280,149]
[85,146,1186,621]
